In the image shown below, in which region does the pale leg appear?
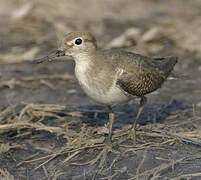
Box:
[131,96,147,142]
[107,105,115,142]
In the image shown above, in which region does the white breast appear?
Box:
[74,56,129,105]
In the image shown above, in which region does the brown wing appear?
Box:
[116,66,166,97]
[101,50,177,97]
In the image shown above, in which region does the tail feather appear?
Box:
[168,71,191,80]
[154,56,178,75]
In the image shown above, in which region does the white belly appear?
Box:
[80,81,129,105]
[74,62,129,105]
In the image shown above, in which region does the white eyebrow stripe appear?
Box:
[67,41,73,46]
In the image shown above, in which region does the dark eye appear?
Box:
[75,38,82,45]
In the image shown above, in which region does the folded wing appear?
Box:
[115,54,178,97]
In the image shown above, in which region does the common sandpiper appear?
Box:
[35,31,178,143]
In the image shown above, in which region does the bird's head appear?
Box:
[60,31,97,57]
[35,32,97,63]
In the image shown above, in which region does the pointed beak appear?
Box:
[35,49,65,64]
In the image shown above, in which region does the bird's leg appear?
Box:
[90,106,119,169]
[107,105,115,143]
[106,106,120,153]
[131,96,147,142]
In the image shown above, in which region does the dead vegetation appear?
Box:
[0,169,14,180]
[0,74,75,89]
[0,101,201,179]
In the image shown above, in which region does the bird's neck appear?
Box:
[73,52,96,74]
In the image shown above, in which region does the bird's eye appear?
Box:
[75,38,82,45]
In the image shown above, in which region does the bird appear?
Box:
[35,31,178,143]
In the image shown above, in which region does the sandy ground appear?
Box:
[0,0,201,179]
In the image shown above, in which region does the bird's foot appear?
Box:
[109,126,138,143]
[103,136,120,157]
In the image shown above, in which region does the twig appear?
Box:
[171,172,201,180]
[0,122,63,134]
[0,74,76,89]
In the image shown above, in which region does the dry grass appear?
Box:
[0,74,76,89]
[0,169,14,180]
[129,154,201,180]
[0,102,201,178]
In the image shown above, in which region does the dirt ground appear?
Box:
[0,0,201,179]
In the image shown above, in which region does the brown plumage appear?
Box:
[35,31,178,142]
[113,51,178,97]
